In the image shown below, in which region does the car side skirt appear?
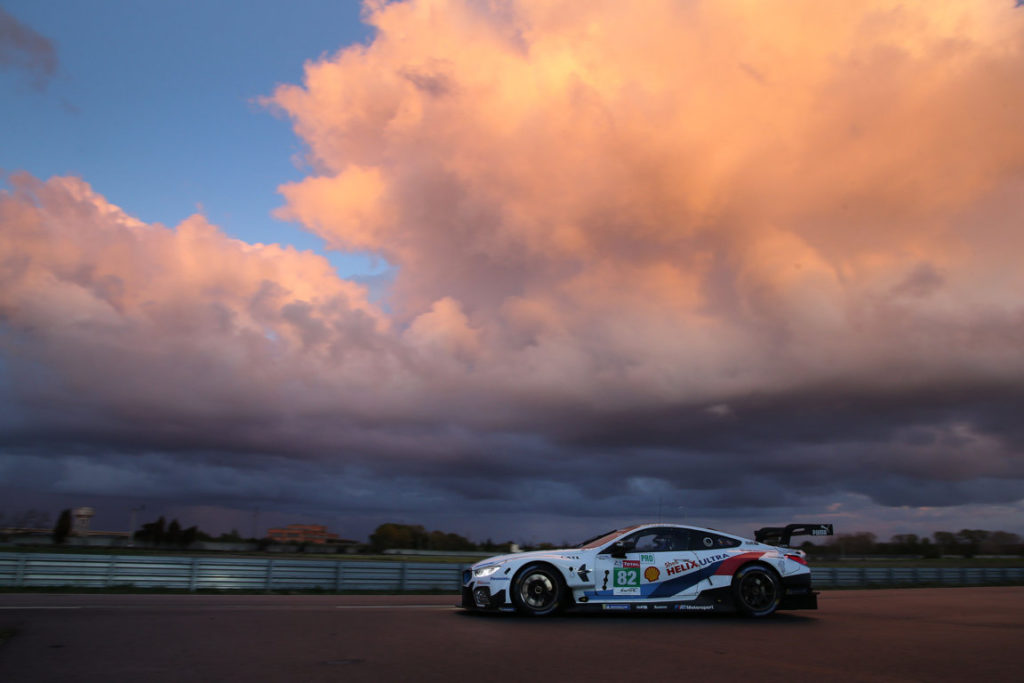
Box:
[461,575,820,613]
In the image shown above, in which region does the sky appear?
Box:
[2,0,1023,546]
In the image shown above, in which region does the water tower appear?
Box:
[72,507,95,536]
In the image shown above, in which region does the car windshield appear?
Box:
[576,525,642,549]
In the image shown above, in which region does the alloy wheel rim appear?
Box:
[740,573,776,609]
[520,573,555,609]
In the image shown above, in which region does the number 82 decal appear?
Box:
[614,568,638,586]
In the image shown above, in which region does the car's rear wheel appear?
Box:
[512,564,566,616]
[731,564,781,617]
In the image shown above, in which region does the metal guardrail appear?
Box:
[0,553,469,591]
[811,566,1024,587]
[1,553,1022,591]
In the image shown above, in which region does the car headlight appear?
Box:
[473,564,503,578]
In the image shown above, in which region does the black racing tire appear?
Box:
[511,563,567,616]
[731,564,781,617]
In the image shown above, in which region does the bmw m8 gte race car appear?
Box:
[461,523,833,617]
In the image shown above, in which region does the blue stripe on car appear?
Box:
[586,560,724,600]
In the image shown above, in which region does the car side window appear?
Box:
[658,528,691,551]
[689,531,741,550]
[611,530,647,553]
[615,527,691,553]
[632,532,662,552]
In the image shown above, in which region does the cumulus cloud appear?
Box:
[3,0,1024,538]
[0,173,397,433]
[270,0,1024,398]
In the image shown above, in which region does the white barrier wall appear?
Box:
[0,553,469,591]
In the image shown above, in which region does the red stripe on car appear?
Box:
[714,551,767,575]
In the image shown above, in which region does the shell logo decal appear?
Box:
[644,566,661,582]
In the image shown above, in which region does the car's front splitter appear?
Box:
[461,582,510,611]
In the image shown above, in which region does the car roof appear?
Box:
[624,523,746,540]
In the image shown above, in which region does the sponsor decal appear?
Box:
[641,554,655,563]
[644,566,661,582]
[613,559,641,595]
[665,559,698,576]
[665,553,731,577]
[653,605,669,610]
[647,551,766,599]
[674,604,715,611]
[603,604,631,611]
[666,560,691,575]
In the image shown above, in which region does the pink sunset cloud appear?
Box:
[0,173,396,423]
[266,0,1024,404]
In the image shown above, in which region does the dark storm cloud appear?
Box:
[4,370,1020,516]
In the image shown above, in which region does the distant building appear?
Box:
[266,524,341,544]
[72,507,95,537]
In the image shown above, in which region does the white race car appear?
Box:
[461,523,833,617]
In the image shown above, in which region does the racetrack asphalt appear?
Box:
[0,587,1021,682]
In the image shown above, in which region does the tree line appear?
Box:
[801,529,1023,558]
[367,523,515,553]
[132,517,262,546]
[4,508,1022,557]
[20,510,253,547]
[367,525,1024,557]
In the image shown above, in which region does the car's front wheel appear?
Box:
[512,563,566,616]
[731,564,781,617]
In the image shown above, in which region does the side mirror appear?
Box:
[609,541,628,559]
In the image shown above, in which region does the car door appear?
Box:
[593,527,699,603]
[638,527,705,600]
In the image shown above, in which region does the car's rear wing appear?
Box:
[754,523,834,547]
